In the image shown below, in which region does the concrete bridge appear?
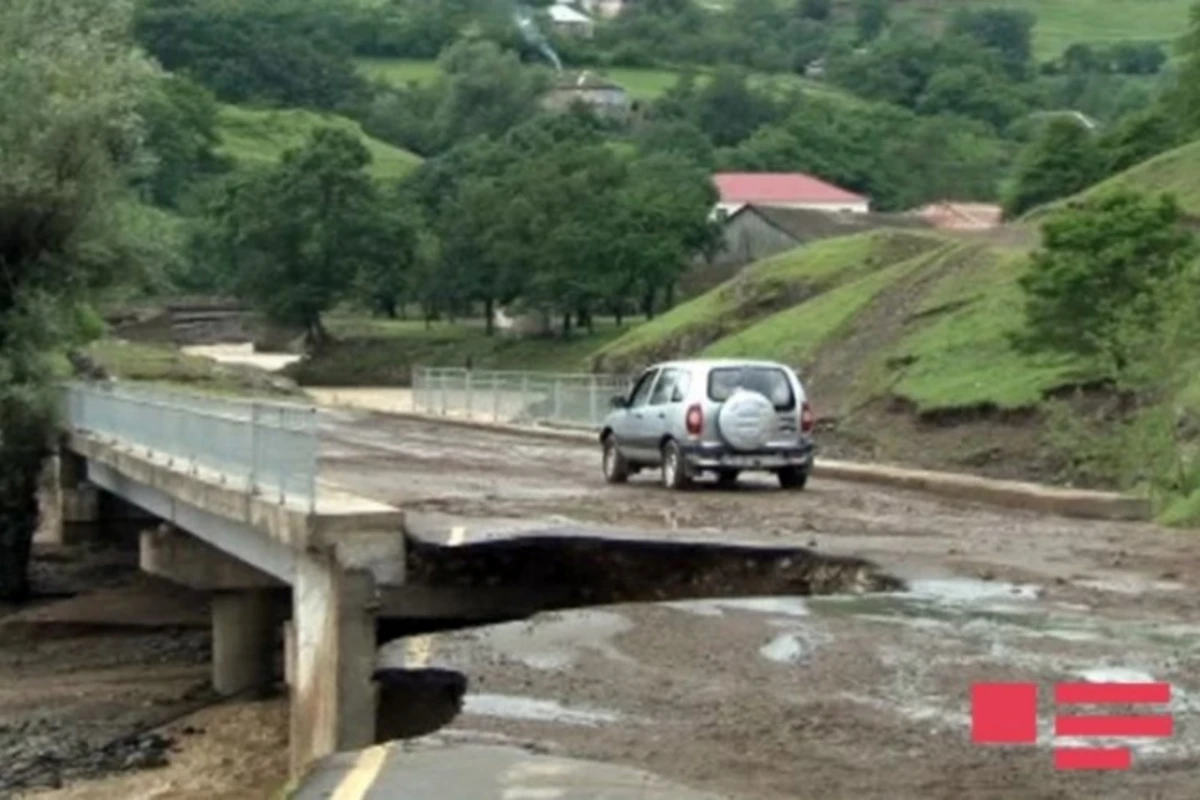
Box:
[40,381,901,790]
[42,382,421,777]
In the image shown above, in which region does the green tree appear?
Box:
[798,0,831,21]
[948,7,1035,77]
[354,193,421,319]
[689,67,779,148]
[217,128,387,346]
[1175,2,1200,133]
[1097,104,1182,174]
[432,40,548,151]
[0,0,159,600]
[1003,116,1104,217]
[1018,190,1197,365]
[635,120,716,168]
[611,153,720,319]
[855,0,890,43]
[917,64,1028,130]
[133,0,369,111]
[136,74,226,208]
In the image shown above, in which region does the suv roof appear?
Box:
[644,358,797,372]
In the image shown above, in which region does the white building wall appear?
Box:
[714,199,870,216]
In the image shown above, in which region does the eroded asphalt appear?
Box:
[316,410,1200,799]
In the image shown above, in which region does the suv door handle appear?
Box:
[656,412,665,419]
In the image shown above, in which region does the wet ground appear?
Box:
[7,407,1200,798]
[321,411,1200,799]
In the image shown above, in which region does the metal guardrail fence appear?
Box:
[411,367,632,429]
[62,382,319,510]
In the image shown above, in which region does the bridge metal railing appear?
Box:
[62,382,319,510]
[411,367,633,429]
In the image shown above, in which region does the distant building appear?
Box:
[548,3,595,38]
[713,172,870,217]
[579,0,630,19]
[915,202,1003,231]
[541,70,632,121]
[683,203,931,295]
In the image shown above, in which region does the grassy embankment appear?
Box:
[81,339,306,398]
[284,316,629,386]
[356,57,863,106]
[1027,138,1200,221]
[216,104,422,180]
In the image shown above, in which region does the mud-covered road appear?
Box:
[7,408,1200,799]
[320,411,1200,800]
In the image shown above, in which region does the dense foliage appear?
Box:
[134,0,370,111]
[0,0,160,599]
[1019,191,1197,362]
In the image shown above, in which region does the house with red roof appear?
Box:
[713,172,870,217]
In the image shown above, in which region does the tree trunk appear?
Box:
[561,312,572,338]
[664,283,676,310]
[382,298,398,319]
[484,298,495,337]
[642,288,656,320]
[306,315,331,352]
[614,307,624,327]
[0,421,48,603]
[0,479,38,602]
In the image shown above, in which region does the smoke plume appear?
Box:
[514,4,563,72]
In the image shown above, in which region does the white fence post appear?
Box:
[464,370,473,420]
[492,373,500,422]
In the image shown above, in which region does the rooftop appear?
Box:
[714,172,868,206]
[551,69,625,92]
[549,3,593,23]
[915,202,1003,230]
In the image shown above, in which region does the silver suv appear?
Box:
[598,359,815,490]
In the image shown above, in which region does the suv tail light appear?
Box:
[800,401,814,433]
[685,404,703,436]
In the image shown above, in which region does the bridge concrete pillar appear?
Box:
[212,589,275,696]
[35,450,100,546]
[290,552,378,778]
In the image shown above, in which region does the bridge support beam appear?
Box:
[141,524,284,592]
[36,450,100,546]
[290,553,379,777]
[212,589,276,696]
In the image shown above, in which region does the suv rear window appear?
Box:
[707,366,795,410]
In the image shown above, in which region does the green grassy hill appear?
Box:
[1067,138,1200,215]
[897,0,1192,60]
[357,57,862,106]
[217,105,422,180]
[1025,138,1200,220]
[592,228,1092,415]
[590,231,943,373]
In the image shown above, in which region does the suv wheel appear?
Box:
[602,435,629,484]
[661,440,692,490]
[777,466,808,490]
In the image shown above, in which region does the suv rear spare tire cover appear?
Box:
[716,388,776,451]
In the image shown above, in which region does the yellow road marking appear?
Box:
[330,742,390,800]
[405,634,433,668]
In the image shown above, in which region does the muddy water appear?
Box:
[180,343,300,372]
[375,574,1200,799]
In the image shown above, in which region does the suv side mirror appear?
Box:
[610,394,628,409]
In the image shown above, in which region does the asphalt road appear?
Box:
[306,410,1200,800]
